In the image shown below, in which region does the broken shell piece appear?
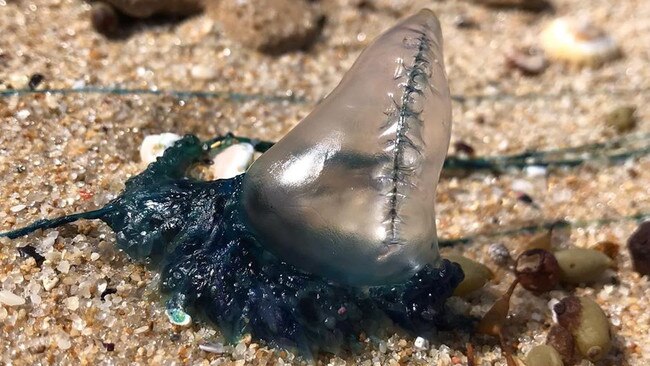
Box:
[139,133,182,165]
[211,143,255,180]
[540,17,620,66]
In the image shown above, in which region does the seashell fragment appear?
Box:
[242,9,452,286]
[540,17,620,67]
[139,133,182,165]
[210,143,255,180]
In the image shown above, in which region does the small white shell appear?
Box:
[139,133,182,164]
[210,143,255,180]
[541,17,620,66]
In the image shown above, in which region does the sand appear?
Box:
[0,0,649,364]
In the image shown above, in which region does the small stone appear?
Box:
[91,2,119,36]
[190,64,217,80]
[101,0,203,18]
[506,48,548,76]
[15,110,30,120]
[27,73,45,90]
[413,336,429,350]
[212,0,323,54]
[0,290,26,306]
[42,230,59,248]
[57,260,71,274]
[488,243,511,266]
[42,276,59,291]
[627,221,650,276]
[453,15,479,29]
[90,252,101,261]
[56,334,72,350]
[445,254,494,297]
[606,106,637,133]
[199,342,225,354]
[65,296,80,311]
[526,345,564,366]
[472,0,550,10]
[554,248,612,284]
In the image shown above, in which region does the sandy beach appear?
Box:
[1,0,649,364]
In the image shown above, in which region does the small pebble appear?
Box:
[101,0,203,18]
[605,105,636,133]
[414,336,429,350]
[199,342,225,354]
[487,243,511,266]
[541,17,620,67]
[17,245,45,266]
[212,0,323,54]
[506,48,548,76]
[453,141,476,156]
[0,290,26,306]
[65,296,80,311]
[91,2,119,36]
[102,342,115,352]
[42,276,59,291]
[472,0,549,10]
[526,345,564,366]
[453,15,478,29]
[627,221,650,276]
[10,204,26,213]
[554,248,612,284]
[190,64,217,80]
[445,255,493,297]
[27,73,45,90]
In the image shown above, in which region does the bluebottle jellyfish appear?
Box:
[1,9,465,354]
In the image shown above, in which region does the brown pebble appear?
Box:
[100,0,203,18]
[627,221,650,276]
[606,105,637,133]
[212,0,323,54]
[91,2,119,36]
[515,249,560,293]
[472,0,550,11]
[546,324,575,365]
